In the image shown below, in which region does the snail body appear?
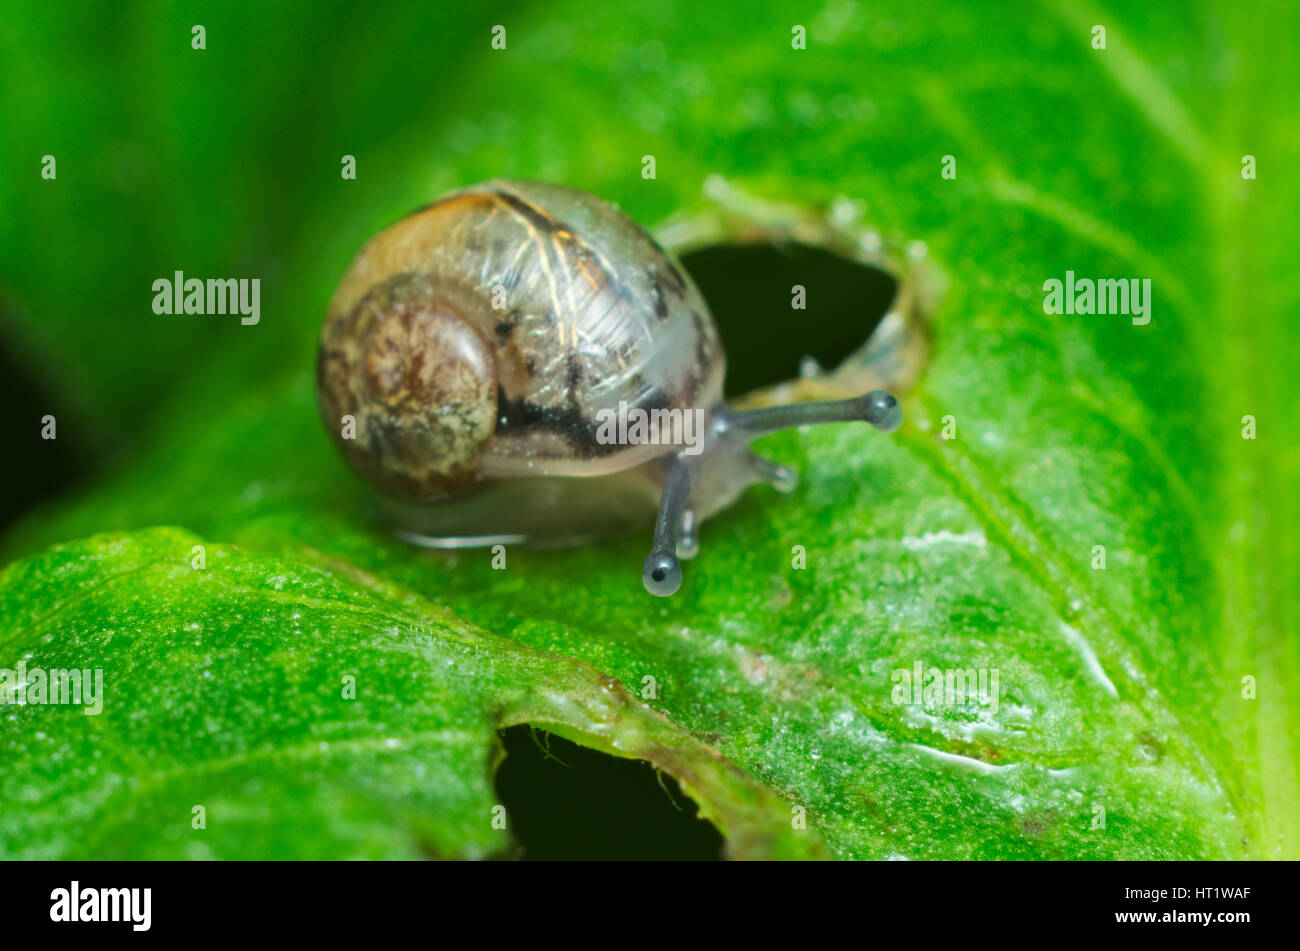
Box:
[318,180,902,595]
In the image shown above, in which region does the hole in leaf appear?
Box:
[495,725,722,860]
[679,242,898,398]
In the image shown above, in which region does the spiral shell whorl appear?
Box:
[318,273,497,501]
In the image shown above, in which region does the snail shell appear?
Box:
[318,179,723,511]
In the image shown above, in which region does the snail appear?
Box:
[317,180,903,596]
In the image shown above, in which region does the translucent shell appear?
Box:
[319,180,724,506]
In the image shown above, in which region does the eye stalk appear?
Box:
[715,389,903,438]
[642,462,691,597]
[642,389,902,597]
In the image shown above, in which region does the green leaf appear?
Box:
[0,527,815,858]
[2,0,1296,858]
